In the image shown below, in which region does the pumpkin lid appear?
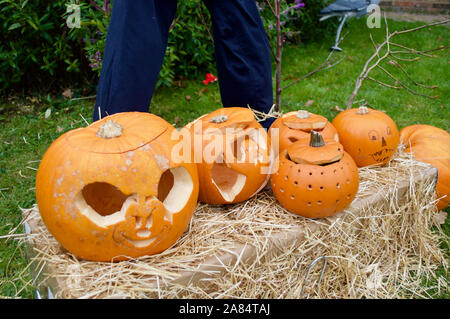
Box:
[189,107,256,134]
[65,112,169,154]
[287,131,344,165]
[281,110,328,131]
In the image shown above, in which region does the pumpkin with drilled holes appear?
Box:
[36,112,199,261]
[400,124,450,210]
[268,110,339,155]
[271,131,359,218]
[332,106,400,167]
[184,107,272,204]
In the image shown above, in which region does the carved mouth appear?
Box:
[121,232,161,248]
[211,161,246,203]
[370,147,395,163]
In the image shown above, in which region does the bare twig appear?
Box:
[70,95,96,101]
[281,57,343,91]
[327,31,349,61]
[389,42,435,58]
[274,0,282,112]
[198,1,214,44]
[388,59,438,89]
[377,64,438,99]
[265,0,276,16]
[367,76,401,89]
[347,17,449,108]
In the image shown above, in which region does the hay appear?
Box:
[13,149,448,299]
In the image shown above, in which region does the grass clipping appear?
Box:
[18,150,448,299]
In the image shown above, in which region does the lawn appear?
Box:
[0,17,448,298]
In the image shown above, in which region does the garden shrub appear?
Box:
[0,0,93,94]
[0,0,337,95]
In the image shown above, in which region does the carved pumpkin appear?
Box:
[36,112,199,262]
[268,110,339,154]
[185,107,272,204]
[400,124,450,210]
[332,106,400,167]
[270,131,359,218]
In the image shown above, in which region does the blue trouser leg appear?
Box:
[203,0,273,120]
[94,0,274,127]
[94,0,177,121]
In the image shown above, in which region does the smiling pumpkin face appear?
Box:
[36,112,199,262]
[332,106,400,167]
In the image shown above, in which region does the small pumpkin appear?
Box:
[332,106,400,167]
[36,112,199,261]
[268,110,339,154]
[400,124,450,210]
[270,131,359,218]
[185,107,272,204]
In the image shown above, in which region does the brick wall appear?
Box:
[380,0,450,14]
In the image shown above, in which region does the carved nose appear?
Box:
[382,137,386,147]
[133,197,165,236]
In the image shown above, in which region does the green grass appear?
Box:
[0,18,448,298]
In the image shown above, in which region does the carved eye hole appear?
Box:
[231,137,246,162]
[157,167,194,221]
[82,183,128,216]
[230,130,267,163]
[368,130,380,141]
[76,182,132,227]
[288,137,299,143]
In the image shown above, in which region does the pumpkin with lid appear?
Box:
[185,107,272,205]
[36,112,199,261]
[268,110,339,154]
[270,131,359,218]
[332,106,400,167]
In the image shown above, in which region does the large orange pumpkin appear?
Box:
[268,110,339,154]
[36,112,199,261]
[185,107,272,204]
[332,106,400,167]
[400,124,450,210]
[271,131,359,218]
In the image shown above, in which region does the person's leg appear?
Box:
[203,0,274,128]
[93,0,177,121]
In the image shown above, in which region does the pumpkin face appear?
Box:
[186,107,272,204]
[332,106,400,167]
[400,124,450,210]
[269,110,339,154]
[36,112,199,261]
[270,131,359,218]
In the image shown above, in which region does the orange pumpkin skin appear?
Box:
[332,106,400,167]
[268,110,339,154]
[270,132,359,218]
[400,124,449,146]
[400,125,450,210]
[36,112,199,262]
[186,107,272,205]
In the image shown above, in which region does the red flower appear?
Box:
[203,73,218,85]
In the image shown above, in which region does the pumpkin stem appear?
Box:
[309,130,325,148]
[296,110,310,119]
[97,120,123,139]
[356,106,370,115]
[210,115,228,124]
